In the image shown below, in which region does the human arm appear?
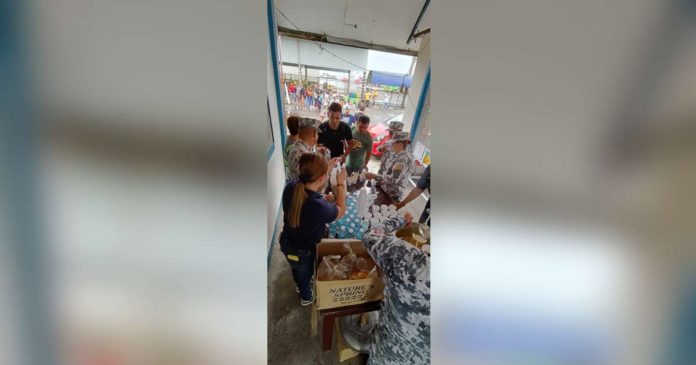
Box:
[364,172,380,180]
[367,156,414,200]
[395,187,424,209]
[340,124,353,162]
[397,165,429,208]
[363,150,372,170]
[334,167,347,219]
[362,214,416,274]
[362,138,373,169]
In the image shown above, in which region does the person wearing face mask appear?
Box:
[286,118,331,183]
[279,153,347,306]
[377,121,404,176]
[365,131,415,205]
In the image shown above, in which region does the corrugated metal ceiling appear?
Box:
[279,37,368,71]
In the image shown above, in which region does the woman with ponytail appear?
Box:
[279,152,347,306]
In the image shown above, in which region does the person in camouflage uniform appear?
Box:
[362,214,430,365]
[286,118,332,182]
[283,115,301,177]
[366,131,415,203]
[377,120,404,176]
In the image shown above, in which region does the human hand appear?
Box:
[337,167,347,185]
[404,212,413,225]
[328,157,341,170]
[364,172,376,180]
[324,192,335,202]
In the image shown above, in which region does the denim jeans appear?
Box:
[280,241,315,301]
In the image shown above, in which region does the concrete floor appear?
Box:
[267,156,427,364]
[267,214,368,365]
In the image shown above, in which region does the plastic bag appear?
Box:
[340,242,358,271]
[367,266,378,279]
[349,257,370,280]
[354,257,368,273]
[317,255,349,281]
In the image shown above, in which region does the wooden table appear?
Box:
[313,301,382,352]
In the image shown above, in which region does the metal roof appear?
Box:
[279,36,368,72]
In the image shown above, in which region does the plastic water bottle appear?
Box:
[338,226,347,239]
[348,228,354,238]
[329,224,337,238]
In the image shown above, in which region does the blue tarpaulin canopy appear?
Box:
[370,71,413,88]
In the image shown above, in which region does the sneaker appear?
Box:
[300,292,314,306]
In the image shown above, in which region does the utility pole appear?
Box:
[360,71,368,105]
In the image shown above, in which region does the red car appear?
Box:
[368,114,403,157]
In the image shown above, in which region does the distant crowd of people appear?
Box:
[285,81,342,112]
[285,80,383,114]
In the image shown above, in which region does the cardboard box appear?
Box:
[335,319,361,362]
[314,239,384,310]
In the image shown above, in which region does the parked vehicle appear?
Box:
[368,114,403,157]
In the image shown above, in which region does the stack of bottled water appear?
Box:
[328,189,371,240]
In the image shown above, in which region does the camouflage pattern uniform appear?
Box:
[377,121,404,176]
[377,139,394,176]
[362,216,430,365]
[375,141,415,202]
[286,118,331,182]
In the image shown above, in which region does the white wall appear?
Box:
[403,33,430,134]
[267,30,287,252]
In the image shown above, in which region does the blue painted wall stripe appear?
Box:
[410,63,431,138]
[267,0,286,150]
[267,141,275,162]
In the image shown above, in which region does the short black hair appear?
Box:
[357,115,370,124]
[328,102,342,113]
[287,115,300,135]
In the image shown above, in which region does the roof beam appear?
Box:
[407,0,430,44]
[278,26,418,57]
[412,28,431,40]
